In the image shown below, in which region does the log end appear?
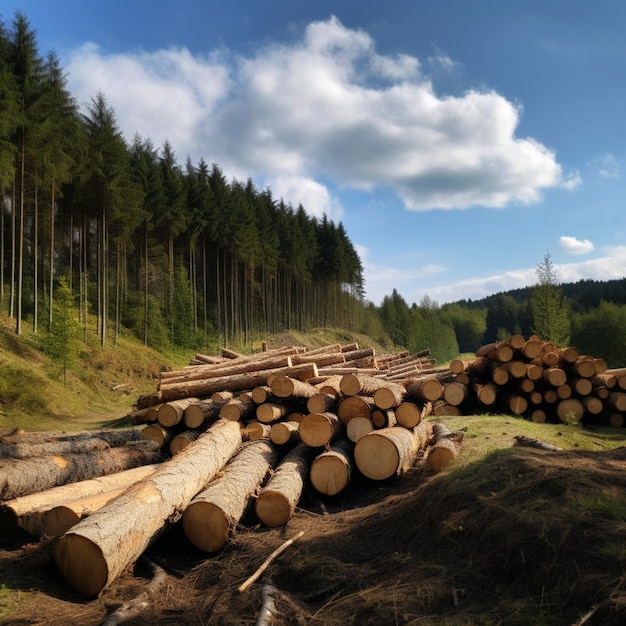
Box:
[44,506,81,539]
[182,501,229,553]
[354,433,400,480]
[310,455,350,496]
[255,490,292,527]
[53,533,109,598]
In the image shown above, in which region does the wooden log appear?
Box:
[432,400,462,416]
[157,398,201,428]
[181,440,277,552]
[490,366,509,386]
[557,398,585,423]
[582,396,603,415]
[474,383,497,406]
[309,439,354,496]
[219,398,257,422]
[340,373,391,397]
[241,421,272,442]
[556,346,579,364]
[53,419,243,597]
[427,422,463,473]
[521,339,542,360]
[606,392,626,412]
[371,408,397,429]
[0,431,138,460]
[530,409,547,423]
[475,342,513,362]
[442,382,468,407]
[501,360,528,379]
[0,464,161,537]
[298,412,342,448]
[251,385,273,404]
[337,395,375,426]
[373,382,407,410]
[141,424,174,449]
[501,393,528,415]
[306,393,338,414]
[403,377,444,403]
[395,401,429,429]
[0,443,162,501]
[269,421,301,446]
[570,377,593,396]
[256,402,290,424]
[314,375,344,396]
[543,367,567,387]
[354,422,432,480]
[158,363,318,402]
[571,357,597,379]
[346,416,374,442]
[556,384,572,400]
[255,443,315,527]
[183,399,225,429]
[169,430,200,456]
[269,376,319,399]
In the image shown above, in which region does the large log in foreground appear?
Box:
[53,419,242,597]
[182,440,277,552]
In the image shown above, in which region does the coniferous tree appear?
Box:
[530,251,570,346]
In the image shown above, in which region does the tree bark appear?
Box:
[255,443,315,527]
[182,440,277,552]
[0,464,160,537]
[53,419,242,597]
[0,443,162,501]
[427,423,462,473]
[309,439,354,496]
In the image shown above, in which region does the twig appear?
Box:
[238,530,305,593]
[571,604,599,626]
[255,577,278,626]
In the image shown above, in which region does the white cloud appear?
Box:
[267,176,344,221]
[590,153,620,179]
[64,16,570,213]
[559,235,594,255]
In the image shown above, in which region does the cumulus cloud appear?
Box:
[267,175,344,221]
[65,15,570,217]
[559,235,594,255]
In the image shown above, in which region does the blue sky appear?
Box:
[4,1,625,305]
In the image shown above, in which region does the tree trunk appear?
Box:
[182,440,277,552]
[53,419,242,597]
[0,443,162,501]
[340,373,392,397]
[337,395,376,426]
[395,401,429,429]
[403,377,444,403]
[219,398,257,422]
[0,464,160,537]
[346,416,374,443]
[309,439,354,496]
[306,393,338,414]
[157,398,202,428]
[183,399,225,429]
[256,402,290,424]
[372,382,407,410]
[255,443,315,527]
[169,430,200,455]
[158,363,318,402]
[269,421,301,446]
[354,422,432,480]
[269,376,319,399]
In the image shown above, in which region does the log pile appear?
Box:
[1,336,623,600]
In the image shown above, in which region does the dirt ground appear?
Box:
[1,430,625,625]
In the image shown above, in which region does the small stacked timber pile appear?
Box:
[444,334,626,427]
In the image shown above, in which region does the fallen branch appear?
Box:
[514,435,563,451]
[256,577,278,626]
[238,530,305,593]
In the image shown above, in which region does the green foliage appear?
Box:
[571,301,626,367]
[41,277,81,384]
[441,303,487,352]
[530,252,570,346]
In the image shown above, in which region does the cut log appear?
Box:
[346,416,374,442]
[269,421,301,446]
[530,409,547,423]
[219,398,257,422]
[157,363,318,402]
[0,463,161,537]
[340,373,391,397]
[306,393,338,414]
[474,383,497,406]
[403,377,444,403]
[241,421,272,442]
[373,382,407,410]
[606,392,626,412]
[269,376,319,399]
[426,422,463,473]
[0,429,145,459]
[169,430,200,455]
[251,385,273,404]
[582,396,603,415]
[543,367,567,387]
[309,439,354,496]
[255,443,315,527]
[157,398,201,428]
[475,342,513,362]
[298,412,342,448]
[337,395,376,426]
[256,402,290,424]
[442,382,468,407]
[181,440,277,552]
[354,422,432,480]
[141,424,174,449]
[0,442,162,501]
[183,399,225,429]
[371,408,397,429]
[53,419,242,597]
[395,401,429,429]
[556,398,585,423]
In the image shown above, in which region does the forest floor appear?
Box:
[1,413,625,626]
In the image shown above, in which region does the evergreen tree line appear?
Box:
[0,12,365,352]
[2,12,625,369]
